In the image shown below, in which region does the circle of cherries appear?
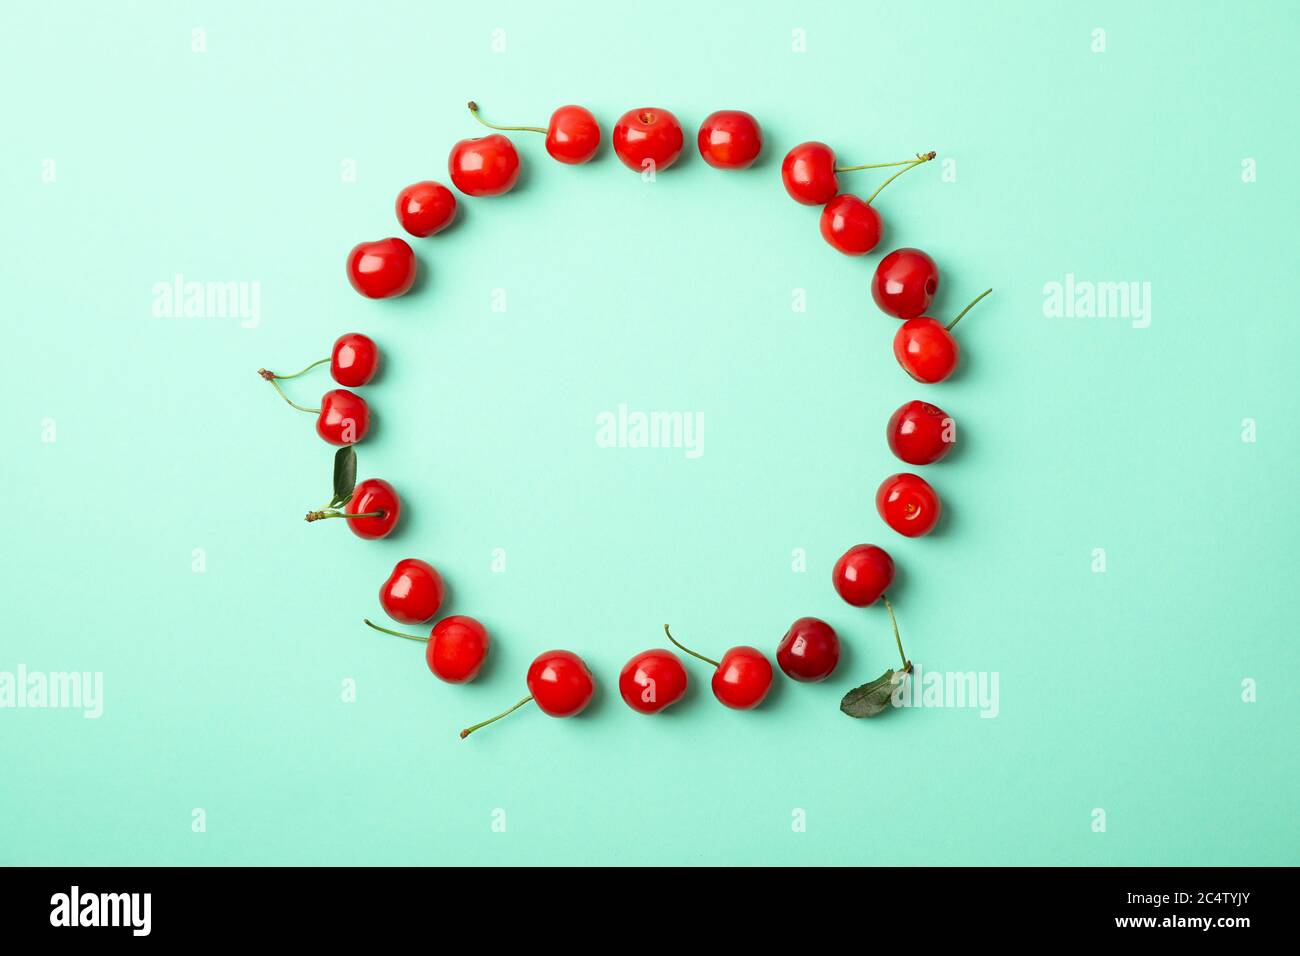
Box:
[258,100,992,737]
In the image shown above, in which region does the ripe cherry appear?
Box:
[776,617,840,682]
[346,238,416,299]
[305,477,400,538]
[820,195,881,255]
[448,134,520,197]
[612,108,685,173]
[467,100,601,165]
[664,625,772,710]
[887,400,955,465]
[395,181,457,237]
[876,473,942,537]
[379,558,446,625]
[315,389,370,445]
[832,544,894,607]
[782,143,935,206]
[330,333,379,387]
[460,650,595,738]
[618,649,688,714]
[364,615,490,684]
[257,332,379,391]
[696,110,762,169]
[873,248,939,319]
[894,288,993,383]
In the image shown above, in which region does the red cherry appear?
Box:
[893,318,957,383]
[887,400,955,465]
[427,616,490,683]
[781,141,837,204]
[330,333,379,387]
[544,105,601,164]
[343,478,400,539]
[873,247,939,319]
[448,134,520,197]
[776,617,841,682]
[820,194,882,255]
[832,544,894,607]
[363,615,489,684]
[612,108,685,172]
[346,238,416,299]
[618,649,688,714]
[315,388,370,446]
[696,110,762,169]
[467,101,600,165]
[893,289,992,383]
[876,473,942,537]
[712,647,773,709]
[395,181,457,237]
[663,625,772,710]
[379,558,445,625]
[460,650,595,739]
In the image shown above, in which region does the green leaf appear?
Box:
[840,668,904,718]
[331,446,357,506]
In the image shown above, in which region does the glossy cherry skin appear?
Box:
[527,650,595,717]
[832,544,895,607]
[379,558,445,625]
[877,473,942,537]
[873,248,939,319]
[316,389,370,445]
[781,141,838,205]
[696,110,762,169]
[546,105,601,164]
[395,181,457,237]
[448,134,520,196]
[612,108,685,172]
[345,478,400,539]
[619,649,688,714]
[820,194,882,255]
[427,615,489,684]
[711,646,773,710]
[776,617,840,682]
[330,333,379,387]
[887,400,956,465]
[347,238,416,299]
[894,318,958,383]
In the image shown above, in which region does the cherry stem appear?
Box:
[945,288,993,331]
[260,358,327,381]
[882,594,911,672]
[834,156,927,172]
[304,509,384,522]
[865,151,937,205]
[663,624,720,669]
[261,375,319,414]
[467,100,545,135]
[363,618,427,644]
[460,695,534,739]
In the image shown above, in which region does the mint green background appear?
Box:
[3,1,1297,866]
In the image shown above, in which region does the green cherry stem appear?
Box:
[304,509,384,522]
[865,151,937,205]
[259,358,328,381]
[945,288,993,331]
[460,695,534,739]
[881,594,911,672]
[834,155,928,172]
[467,100,545,135]
[663,624,721,668]
[260,374,320,415]
[363,619,427,643]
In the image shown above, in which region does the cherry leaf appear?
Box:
[840,668,903,718]
[331,446,357,507]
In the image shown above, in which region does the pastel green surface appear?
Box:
[2,1,1297,866]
